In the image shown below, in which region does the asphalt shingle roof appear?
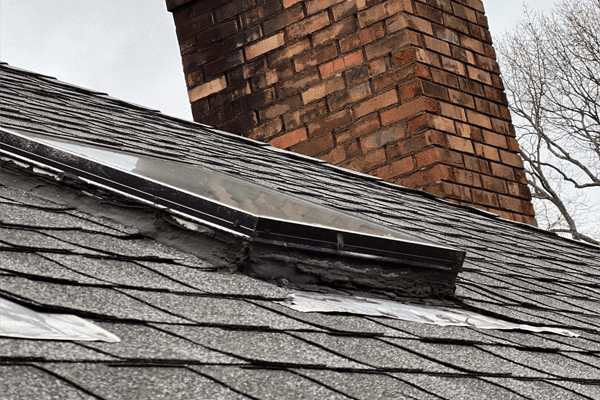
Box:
[1,62,600,399]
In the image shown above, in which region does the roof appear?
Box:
[1,62,600,399]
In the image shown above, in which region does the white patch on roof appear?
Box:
[280,292,579,338]
[0,297,120,342]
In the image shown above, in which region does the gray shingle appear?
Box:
[40,363,251,400]
[0,365,96,400]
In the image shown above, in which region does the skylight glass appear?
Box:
[0,297,120,342]
[0,126,465,270]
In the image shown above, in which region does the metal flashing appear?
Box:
[0,126,465,273]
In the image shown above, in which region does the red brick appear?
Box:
[453,168,482,187]
[380,97,438,126]
[481,175,507,194]
[423,36,451,56]
[245,32,285,60]
[287,11,330,40]
[319,50,364,79]
[482,130,507,148]
[474,142,500,161]
[387,14,434,35]
[467,65,493,85]
[283,100,328,130]
[277,70,321,98]
[472,189,499,208]
[448,88,474,108]
[269,127,308,149]
[301,76,346,104]
[466,110,492,129]
[283,0,302,8]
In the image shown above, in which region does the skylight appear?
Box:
[0,297,120,342]
[0,126,465,272]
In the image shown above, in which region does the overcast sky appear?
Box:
[0,1,556,120]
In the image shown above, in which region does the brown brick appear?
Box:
[360,123,406,152]
[380,97,438,126]
[342,148,387,172]
[423,36,451,56]
[464,154,490,174]
[396,164,453,188]
[447,135,474,154]
[268,39,311,65]
[320,50,363,79]
[482,175,507,194]
[306,0,345,14]
[327,83,371,111]
[448,88,475,109]
[287,11,330,40]
[373,156,415,180]
[215,0,254,22]
[301,76,346,104]
[283,0,302,7]
[467,65,492,85]
[357,0,413,28]
[460,34,485,54]
[482,130,507,148]
[320,145,347,164]
[245,32,285,60]
[498,194,524,213]
[176,12,215,41]
[339,23,385,53]
[472,189,499,208]
[474,142,500,161]
[308,108,353,136]
[263,4,305,35]
[277,70,321,99]
[490,162,516,181]
[259,95,302,120]
[387,14,434,35]
[386,130,446,159]
[354,89,399,118]
[499,150,524,168]
[251,118,283,140]
[440,102,466,121]
[336,114,380,143]
[188,76,227,102]
[331,0,367,21]
[312,17,356,47]
[292,134,335,156]
[365,30,420,59]
[269,127,308,149]
[371,65,414,93]
[416,147,463,168]
[283,100,328,129]
[453,168,482,187]
[466,110,492,129]
[241,1,281,27]
[204,50,245,78]
[294,43,338,72]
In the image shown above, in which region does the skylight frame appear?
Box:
[0,126,465,271]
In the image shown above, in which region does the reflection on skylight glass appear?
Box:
[0,297,120,342]
[16,129,433,244]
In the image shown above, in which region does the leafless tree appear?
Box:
[496,0,600,245]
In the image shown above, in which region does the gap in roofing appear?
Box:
[0,126,466,299]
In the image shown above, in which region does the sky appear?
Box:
[0,0,557,121]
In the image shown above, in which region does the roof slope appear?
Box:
[1,63,600,399]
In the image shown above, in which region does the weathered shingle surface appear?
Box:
[1,63,600,399]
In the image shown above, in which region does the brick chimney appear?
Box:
[166,0,537,226]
